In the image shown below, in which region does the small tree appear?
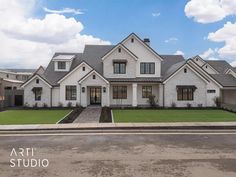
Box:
[171,102,176,108]
[58,102,63,108]
[67,102,72,108]
[214,96,221,108]
[147,95,158,107]
[43,103,48,108]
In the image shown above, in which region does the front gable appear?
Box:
[225,68,236,78]
[121,33,163,62]
[101,44,138,61]
[164,63,209,84]
[57,62,93,84]
[79,70,109,86]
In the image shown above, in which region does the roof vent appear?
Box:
[143,38,150,46]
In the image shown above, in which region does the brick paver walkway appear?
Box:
[73,106,101,123]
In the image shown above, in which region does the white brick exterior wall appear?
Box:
[164,66,207,107]
[24,77,51,107]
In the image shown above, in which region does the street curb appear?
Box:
[1,122,236,132]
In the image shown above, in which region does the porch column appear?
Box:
[158,84,164,107]
[107,84,110,106]
[132,83,137,107]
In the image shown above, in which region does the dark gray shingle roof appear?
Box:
[107,77,162,82]
[161,55,185,76]
[210,74,236,87]
[82,45,115,75]
[206,60,233,74]
[43,53,83,85]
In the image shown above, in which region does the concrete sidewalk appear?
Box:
[1,122,236,131]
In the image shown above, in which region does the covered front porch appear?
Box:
[109,82,163,107]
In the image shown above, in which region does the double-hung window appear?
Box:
[113,86,127,99]
[65,86,76,100]
[142,86,152,98]
[58,61,66,70]
[114,62,126,74]
[140,62,155,74]
[32,87,42,101]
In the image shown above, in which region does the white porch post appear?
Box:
[158,84,164,107]
[107,84,110,106]
[132,83,137,107]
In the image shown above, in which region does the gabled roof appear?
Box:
[205,60,233,74]
[161,55,185,76]
[43,53,83,86]
[78,70,109,84]
[101,43,138,61]
[121,33,164,61]
[82,45,115,75]
[210,74,236,87]
[21,74,52,88]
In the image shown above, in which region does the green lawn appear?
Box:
[113,109,236,123]
[0,110,72,125]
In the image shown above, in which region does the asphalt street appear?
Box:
[0,130,236,177]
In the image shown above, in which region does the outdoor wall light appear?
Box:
[82,87,85,93]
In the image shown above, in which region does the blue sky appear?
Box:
[40,0,235,58]
[0,0,236,68]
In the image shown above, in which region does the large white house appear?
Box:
[21,33,236,107]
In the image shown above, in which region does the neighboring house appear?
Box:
[21,33,236,107]
[0,68,36,107]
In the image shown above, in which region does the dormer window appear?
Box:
[131,38,134,43]
[93,75,96,79]
[184,68,187,73]
[118,48,121,53]
[36,79,39,84]
[58,61,66,70]
[82,66,85,71]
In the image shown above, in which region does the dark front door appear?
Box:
[15,95,23,106]
[90,87,101,105]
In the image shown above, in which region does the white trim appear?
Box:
[78,70,109,84]
[225,68,236,75]
[56,110,73,124]
[188,60,223,88]
[21,75,52,88]
[193,55,206,64]
[163,63,209,84]
[57,62,93,83]
[202,62,219,74]
[111,109,114,123]
[121,33,163,61]
[101,44,138,61]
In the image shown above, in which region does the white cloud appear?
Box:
[0,0,110,68]
[152,12,160,17]
[200,48,215,58]
[185,0,236,24]
[208,22,236,59]
[43,7,84,15]
[230,61,236,67]
[165,37,178,43]
[174,50,185,56]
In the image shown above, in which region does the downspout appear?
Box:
[50,87,52,107]
[163,83,165,107]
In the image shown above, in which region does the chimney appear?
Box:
[143,38,150,46]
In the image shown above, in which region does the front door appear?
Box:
[90,87,101,105]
